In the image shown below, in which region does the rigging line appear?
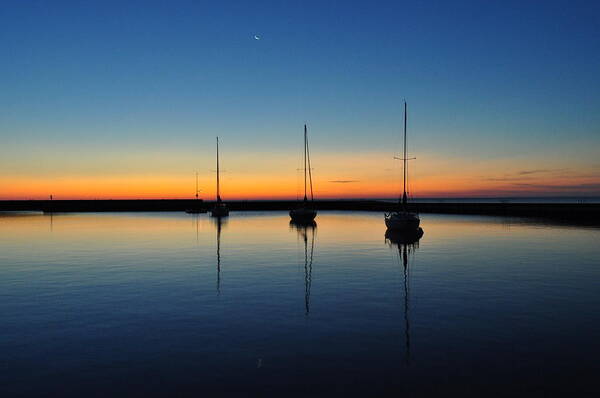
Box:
[306,126,314,201]
[402,101,408,208]
[296,144,303,201]
[303,125,307,202]
[216,137,221,202]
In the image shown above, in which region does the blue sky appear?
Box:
[1,0,599,198]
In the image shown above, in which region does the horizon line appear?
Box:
[2,194,599,201]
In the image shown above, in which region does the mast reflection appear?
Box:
[385,227,423,366]
[290,220,317,315]
[212,217,228,295]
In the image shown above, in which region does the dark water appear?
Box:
[1,212,599,397]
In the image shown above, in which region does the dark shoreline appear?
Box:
[1,199,599,224]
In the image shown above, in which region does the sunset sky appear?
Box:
[1,1,599,200]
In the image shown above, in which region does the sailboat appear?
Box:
[385,102,421,232]
[185,172,206,214]
[290,124,317,223]
[210,137,229,217]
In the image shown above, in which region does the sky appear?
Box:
[1,0,599,199]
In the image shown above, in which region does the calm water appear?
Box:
[1,212,599,396]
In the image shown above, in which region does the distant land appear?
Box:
[1,199,599,226]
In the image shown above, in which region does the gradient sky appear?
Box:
[1,0,599,199]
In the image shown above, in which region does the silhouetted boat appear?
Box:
[385,102,421,231]
[211,137,229,217]
[290,124,317,223]
[185,172,206,213]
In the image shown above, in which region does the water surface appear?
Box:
[1,212,599,396]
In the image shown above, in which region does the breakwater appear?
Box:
[1,199,599,224]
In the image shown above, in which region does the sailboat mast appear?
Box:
[402,101,408,207]
[303,125,308,202]
[195,172,198,200]
[216,137,221,203]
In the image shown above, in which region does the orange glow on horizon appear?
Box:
[1,151,598,200]
[1,172,598,200]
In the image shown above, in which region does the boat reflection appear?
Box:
[385,227,423,366]
[385,227,423,246]
[211,217,228,295]
[290,220,317,315]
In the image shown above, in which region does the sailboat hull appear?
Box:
[211,204,229,217]
[290,207,317,223]
[385,211,420,231]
